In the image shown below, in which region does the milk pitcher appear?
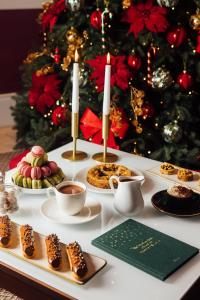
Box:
[109,175,144,217]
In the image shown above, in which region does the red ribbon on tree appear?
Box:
[80,108,129,150]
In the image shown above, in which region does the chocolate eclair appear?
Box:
[20,224,35,258]
[0,215,11,247]
[66,241,88,279]
[45,234,61,269]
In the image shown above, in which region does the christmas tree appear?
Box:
[12,0,200,169]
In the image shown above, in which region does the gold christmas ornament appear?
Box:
[23,48,49,64]
[130,87,145,134]
[61,27,86,71]
[122,0,132,9]
[35,65,54,76]
[190,9,200,31]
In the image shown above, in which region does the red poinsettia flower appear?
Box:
[41,0,66,32]
[29,73,62,114]
[122,0,169,38]
[86,55,131,92]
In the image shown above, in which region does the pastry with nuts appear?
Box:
[20,224,35,258]
[160,162,175,175]
[177,168,193,181]
[45,234,61,270]
[0,215,11,248]
[66,241,88,280]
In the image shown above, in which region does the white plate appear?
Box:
[40,197,101,224]
[74,166,144,194]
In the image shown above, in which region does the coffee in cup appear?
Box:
[46,181,86,216]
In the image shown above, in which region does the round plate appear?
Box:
[74,166,144,194]
[40,197,101,224]
[151,190,200,217]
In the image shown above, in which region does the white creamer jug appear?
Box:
[109,175,144,217]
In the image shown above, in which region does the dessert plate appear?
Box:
[151,190,200,217]
[74,166,144,194]
[40,197,101,224]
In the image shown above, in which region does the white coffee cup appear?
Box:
[46,181,86,216]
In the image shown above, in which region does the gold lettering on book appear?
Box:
[130,237,161,254]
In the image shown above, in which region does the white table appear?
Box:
[2,139,200,300]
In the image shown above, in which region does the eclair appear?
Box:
[0,215,11,247]
[66,241,88,279]
[20,224,35,258]
[45,234,61,269]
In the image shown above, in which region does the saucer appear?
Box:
[40,197,101,224]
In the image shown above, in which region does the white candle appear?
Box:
[72,50,79,113]
[103,53,111,115]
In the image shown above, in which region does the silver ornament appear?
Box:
[152,67,173,89]
[157,0,179,7]
[65,0,84,11]
[163,121,182,143]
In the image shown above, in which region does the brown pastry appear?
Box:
[177,168,193,181]
[20,224,35,258]
[160,162,175,175]
[167,185,193,199]
[0,215,11,247]
[66,241,88,280]
[45,234,61,269]
[87,163,133,189]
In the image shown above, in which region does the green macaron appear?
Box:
[12,172,19,183]
[32,157,44,167]
[46,176,56,186]
[57,168,65,180]
[15,174,24,187]
[42,179,53,188]
[32,179,42,189]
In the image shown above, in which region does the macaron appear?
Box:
[31,157,44,167]
[32,179,42,189]
[31,146,45,157]
[46,176,56,186]
[57,168,65,180]
[42,179,53,188]
[21,165,32,178]
[48,161,58,174]
[15,174,24,187]
[23,177,32,189]
[41,166,51,177]
[31,167,42,180]
[51,174,62,185]
[25,152,34,164]
[17,161,29,173]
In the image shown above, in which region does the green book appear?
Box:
[92,219,199,281]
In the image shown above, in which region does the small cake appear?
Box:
[177,168,193,181]
[167,185,193,199]
[160,162,175,175]
[87,163,133,189]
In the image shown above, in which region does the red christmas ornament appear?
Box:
[52,106,67,127]
[142,103,155,120]
[167,27,186,48]
[177,71,193,90]
[54,47,60,64]
[90,9,102,30]
[127,55,141,70]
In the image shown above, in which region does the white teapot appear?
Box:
[109,175,144,217]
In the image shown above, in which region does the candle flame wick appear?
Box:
[107,52,110,64]
[75,50,79,62]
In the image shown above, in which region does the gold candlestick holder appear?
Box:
[61,112,88,161]
[92,114,119,163]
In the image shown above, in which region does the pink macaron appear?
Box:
[31,167,42,180]
[17,161,29,173]
[31,146,45,158]
[41,166,51,177]
[21,165,32,178]
[48,161,58,174]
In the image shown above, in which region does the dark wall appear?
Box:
[0,9,41,93]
